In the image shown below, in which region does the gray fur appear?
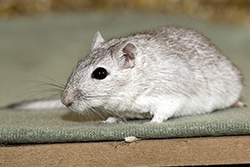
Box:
[61,26,243,123]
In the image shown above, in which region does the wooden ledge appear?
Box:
[1,136,250,166]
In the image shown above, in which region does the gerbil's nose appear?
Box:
[61,97,73,107]
[63,101,73,107]
[61,88,84,107]
[61,91,74,107]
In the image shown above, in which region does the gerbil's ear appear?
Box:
[91,31,105,51]
[115,42,137,69]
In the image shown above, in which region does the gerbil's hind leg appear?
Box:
[231,101,247,108]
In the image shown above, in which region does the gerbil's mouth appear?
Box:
[67,104,86,114]
[61,96,84,113]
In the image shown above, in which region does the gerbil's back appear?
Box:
[133,26,242,104]
[135,26,241,80]
[104,26,242,97]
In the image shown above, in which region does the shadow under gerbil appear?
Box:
[61,110,109,122]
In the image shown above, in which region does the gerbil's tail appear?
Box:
[1,99,66,110]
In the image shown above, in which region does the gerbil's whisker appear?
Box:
[85,95,123,99]
[91,107,107,120]
[85,109,94,120]
[23,80,64,90]
[29,72,65,88]
[21,85,62,101]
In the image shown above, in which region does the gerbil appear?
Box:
[59,25,245,123]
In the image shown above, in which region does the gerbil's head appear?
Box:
[61,32,140,113]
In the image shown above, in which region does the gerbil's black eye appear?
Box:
[92,67,108,80]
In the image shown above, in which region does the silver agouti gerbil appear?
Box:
[60,26,244,123]
[5,26,245,123]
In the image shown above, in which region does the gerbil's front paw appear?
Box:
[100,117,121,124]
[146,117,165,124]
